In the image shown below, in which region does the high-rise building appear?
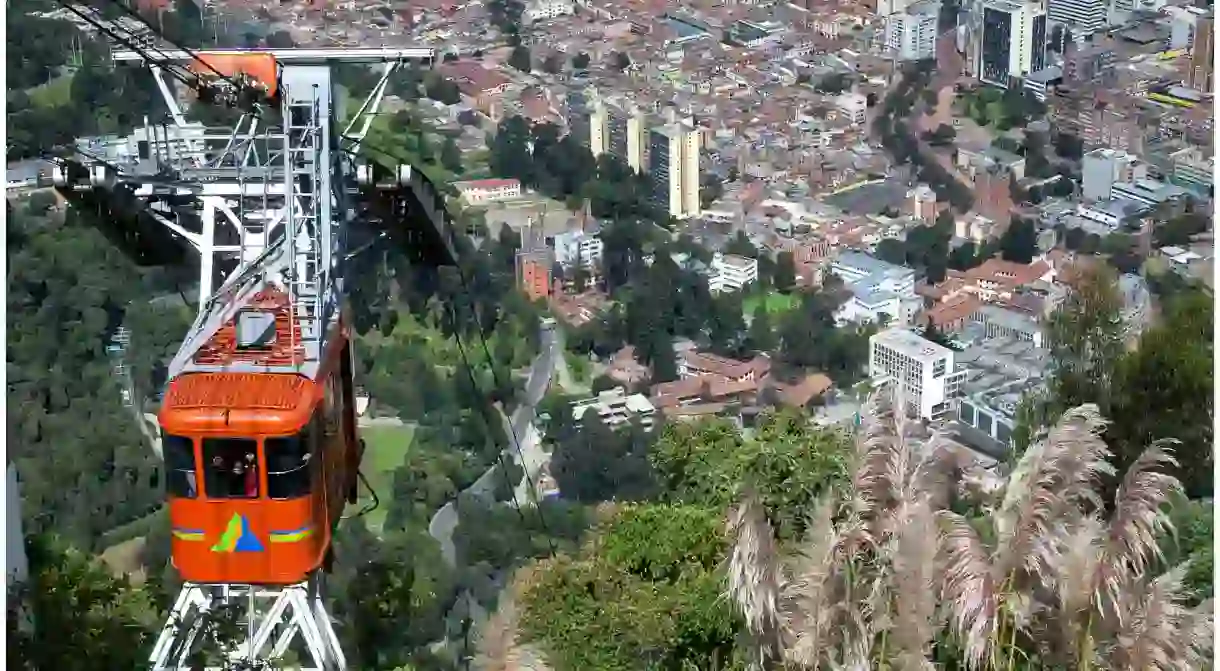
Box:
[566,88,595,153]
[885,0,942,61]
[647,123,701,219]
[1047,0,1106,37]
[595,99,647,172]
[977,0,1047,87]
[1188,14,1213,93]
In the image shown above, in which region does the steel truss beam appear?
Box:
[149,576,345,671]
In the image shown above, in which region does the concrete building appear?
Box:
[1081,148,1145,201]
[1188,14,1213,93]
[647,122,701,219]
[869,329,967,420]
[1110,179,1189,208]
[515,248,553,301]
[1048,0,1107,37]
[454,178,522,206]
[594,99,648,173]
[833,252,917,325]
[909,183,938,221]
[1061,43,1117,86]
[553,229,604,269]
[1166,146,1213,198]
[832,251,917,297]
[708,253,759,293]
[524,0,575,21]
[977,0,1047,87]
[952,335,1050,457]
[835,93,869,125]
[885,0,941,61]
[570,387,657,431]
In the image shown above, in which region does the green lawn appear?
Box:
[28,73,74,108]
[355,424,415,533]
[743,291,799,316]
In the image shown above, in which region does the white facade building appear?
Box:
[454,178,522,206]
[835,93,868,126]
[869,329,967,421]
[553,230,604,269]
[885,0,941,62]
[832,253,917,326]
[977,0,1047,86]
[525,0,575,21]
[1080,148,1145,201]
[570,387,657,431]
[708,253,759,293]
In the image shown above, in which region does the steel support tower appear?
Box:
[53,46,448,671]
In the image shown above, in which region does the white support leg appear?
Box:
[149,577,346,671]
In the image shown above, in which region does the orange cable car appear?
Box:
[188,52,280,98]
[158,287,363,586]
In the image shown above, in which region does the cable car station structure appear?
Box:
[52,46,454,671]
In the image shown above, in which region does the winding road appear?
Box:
[427,321,560,567]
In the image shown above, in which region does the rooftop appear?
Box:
[872,328,954,362]
[834,250,913,277]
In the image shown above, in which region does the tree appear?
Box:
[1045,264,1126,419]
[773,251,797,293]
[508,45,532,73]
[571,52,591,69]
[748,303,776,354]
[541,53,564,74]
[519,504,737,671]
[550,412,658,502]
[999,216,1037,263]
[1109,289,1213,498]
[9,536,162,669]
[921,316,957,350]
[440,135,463,173]
[875,238,907,265]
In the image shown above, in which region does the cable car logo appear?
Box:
[211,514,265,553]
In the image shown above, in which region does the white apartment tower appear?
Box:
[647,123,701,219]
[1047,0,1107,37]
[885,0,941,62]
[977,0,1048,87]
[868,329,966,420]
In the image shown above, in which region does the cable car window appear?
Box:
[266,425,313,500]
[202,438,260,499]
[163,433,198,498]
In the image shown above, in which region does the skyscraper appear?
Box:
[1188,14,1213,93]
[647,123,701,219]
[1047,0,1106,38]
[885,0,942,61]
[977,0,1047,87]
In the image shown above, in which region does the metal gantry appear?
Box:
[53,46,440,670]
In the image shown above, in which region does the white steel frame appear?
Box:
[148,578,345,671]
[53,47,433,671]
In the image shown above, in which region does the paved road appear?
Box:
[427,321,559,567]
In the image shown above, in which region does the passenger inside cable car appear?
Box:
[205,438,259,498]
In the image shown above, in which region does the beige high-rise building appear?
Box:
[647,122,701,219]
[589,98,647,172]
